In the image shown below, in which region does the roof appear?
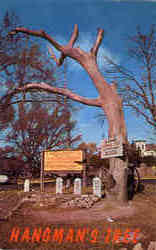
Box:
[146,144,156,151]
[133,140,146,143]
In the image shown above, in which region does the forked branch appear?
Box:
[10,24,104,66]
[8,24,128,141]
[48,46,66,66]
[10,24,79,66]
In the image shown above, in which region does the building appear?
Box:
[133,140,156,157]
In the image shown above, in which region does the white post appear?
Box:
[56,177,63,194]
[74,178,82,195]
[24,179,30,192]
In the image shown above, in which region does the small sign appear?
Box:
[100,137,123,159]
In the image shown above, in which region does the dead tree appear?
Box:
[9,25,128,203]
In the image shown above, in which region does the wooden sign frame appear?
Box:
[40,149,86,192]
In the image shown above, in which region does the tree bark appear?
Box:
[107,158,128,203]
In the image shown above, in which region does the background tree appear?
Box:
[0,11,60,108]
[3,102,81,176]
[77,141,109,181]
[77,142,97,155]
[0,12,81,176]
[0,12,80,139]
[0,11,73,127]
[77,141,98,168]
[102,25,156,131]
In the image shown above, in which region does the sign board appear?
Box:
[100,137,123,159]
[44,150,85,171]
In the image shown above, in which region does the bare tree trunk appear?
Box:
[9,24,129,203]
[108,158,128,203]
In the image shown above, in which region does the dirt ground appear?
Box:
[0,184,156,250]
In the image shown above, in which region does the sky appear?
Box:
[0,0,156,146]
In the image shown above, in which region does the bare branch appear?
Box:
[47,46,65,66]
[6,82,101,107]
[9,27,63,51]
[127,103,156,128]
[68,24,79,47]
[126,85,147,102]
[147,66,155,107]
[5,99,62,106]
[104,55,153,109]
[91,28,104,57]
[10,27,66,66]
